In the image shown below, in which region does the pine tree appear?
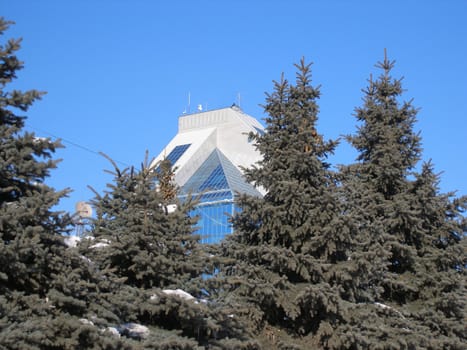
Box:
[0,18,134,349]
[83,153,259,348]
[338,51,467,348]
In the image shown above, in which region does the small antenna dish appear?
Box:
[75,201,92,218]
[197,104,203,112]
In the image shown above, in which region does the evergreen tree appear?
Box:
[208,59,366,348]
[84,152,203,290]
[408,162,467,344]
[83,153,259,349]
[338,51,467,348]
[210,55,466,349]
[0,18,134,349]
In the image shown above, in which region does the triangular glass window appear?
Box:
[155,144,190,172]
[199,164,229,191]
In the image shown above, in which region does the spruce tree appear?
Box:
[84,152,203,290]
[408,162,467,344]
[83,153,259,349]
[208,59,366,348]
[0,18,134,349]
[338,51,467,348]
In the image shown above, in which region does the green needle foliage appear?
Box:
[337,51,467,348]
[0,18,134,349]
[209,59,362,348]
[83,153,259,348]
[210,55,466,349]
[1,16,464,348]
[85,152,203,290]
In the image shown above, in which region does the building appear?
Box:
[152,106,264,243]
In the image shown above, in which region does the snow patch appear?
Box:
[374,302,391,310]
[80,255,93,264]
[79,318,94,326]
[162,288,195,301]
[166,204,177,213]
[118,323,149,339]
[90,242,109,249]
[104,327,121,337]
[44,297,55,309]
[158,203,177,213]
[90,239,111,249]
[374,302,405,319]
[64,235,81,248]
[33,137,49,144]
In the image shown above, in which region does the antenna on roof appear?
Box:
[187,92,191,113]
[182,92,191,114]
[236,92,241,108]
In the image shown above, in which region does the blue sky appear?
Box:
[4,1,467,214]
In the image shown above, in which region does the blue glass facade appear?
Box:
[155,108,264,244]
[192,202,234,244]
[179,149,237,244]
[167,144,191,164]
[199,164,229,191]
[156,144,190,172]
[171,143,261,244]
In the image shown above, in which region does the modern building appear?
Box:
[152,106,264,244]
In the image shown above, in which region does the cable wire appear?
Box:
[26,123,130,167]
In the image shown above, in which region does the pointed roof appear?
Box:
[180,149,261,203]
[152,106,265,196]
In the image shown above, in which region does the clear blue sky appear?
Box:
[4,1,467,214]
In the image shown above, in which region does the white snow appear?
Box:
[374,302,405,319]
[89,242,110,249]
[374,302,391,310]
[162,288,195,301]
[158,203,177,213]
[166,204,177,213]
[44,297,56,309]
[152,289,204,303]
[64,235,81,248]
[33,137,48,144]
[80,255,93,264]
[90,239,111,249]
[79,318,94,326]
[104,327,121,337]
[119,323,149,339]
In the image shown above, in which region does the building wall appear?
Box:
[153,106,264,243]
